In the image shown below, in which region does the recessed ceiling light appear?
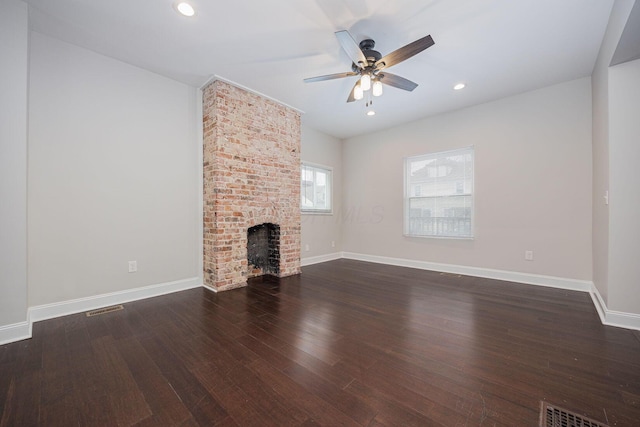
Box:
[175,2,195,17]
[453,83,466,91]
[367,110,376,116]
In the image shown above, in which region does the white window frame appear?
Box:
[301,162,333,214]
[404,146,474,239]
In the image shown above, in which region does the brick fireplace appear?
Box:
[202,80,301,291]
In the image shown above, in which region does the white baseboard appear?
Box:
[0,320,32,345]
[340,252,640,331]
[590,285,640,331]
[202,284,218,293]
[342,252,592,292]
[301,252,343,267]
[29,277,201,324]
[0,277,202,345]
[4,256,638,346]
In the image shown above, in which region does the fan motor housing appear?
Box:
[351,39,382,70]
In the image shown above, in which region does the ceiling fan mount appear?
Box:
[305,30,435,103]
[359,39,381,61]
[351,39,382,72]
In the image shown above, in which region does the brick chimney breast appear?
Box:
[203,80,301,291]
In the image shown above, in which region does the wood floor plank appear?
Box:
[137,334,230,425]
[113,336,193,426]
[0,372,41,427]
[0,337,38,423]
[217,363,308,426]
[344,379,444,427]
[39,317,80,425]
[247,358,362,426]
[192,363,282,427]
[1,259,640,426]
[281,361,377,425]
[238,328,356,389]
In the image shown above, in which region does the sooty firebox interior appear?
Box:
[247,223,280,278]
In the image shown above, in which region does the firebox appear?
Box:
[247,223,280,278]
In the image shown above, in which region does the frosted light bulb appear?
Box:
[372,80,383,97]
[354,84,364,100]
[360,73,371,91]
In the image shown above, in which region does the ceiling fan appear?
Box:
[304,30,435,103]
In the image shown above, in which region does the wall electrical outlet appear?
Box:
[304,244,310,252]
[524,251,534,261]
[331,241,335,248]
[128,260,137,273]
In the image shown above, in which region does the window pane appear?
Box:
[301,163,332,213]
[405,147,473,238]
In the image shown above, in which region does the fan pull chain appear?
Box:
[365,91,373,107]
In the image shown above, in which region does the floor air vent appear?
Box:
[86,305,124,317]
[540,401,609,427]
[439,272,462,278]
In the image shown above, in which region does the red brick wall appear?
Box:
[203,80,301,291]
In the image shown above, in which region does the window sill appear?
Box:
[403,234,474,240]
[302,210,333,216]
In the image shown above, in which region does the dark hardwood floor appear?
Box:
[1,259,639,426]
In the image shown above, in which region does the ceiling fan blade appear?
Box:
[375,35,434,70]
[335,30,368,69]
[304,71,358,83]
[346,81,360,103]
[377,72,418,91]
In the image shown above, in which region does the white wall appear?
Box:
[589,0,639,327]
[608,57,640,314]
[591,0,635,307]
[28,32,200,307]
[343,78,593,281]
[0,0,29,333]
[301,125,343,260]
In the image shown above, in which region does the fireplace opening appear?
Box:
[247,223,280,278]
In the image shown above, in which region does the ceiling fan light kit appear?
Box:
[304,30,435,110]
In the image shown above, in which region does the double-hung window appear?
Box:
[404,147,474,238]
[301,162,332,214]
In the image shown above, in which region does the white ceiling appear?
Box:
[611,0,640,66]
[24,0,614,139]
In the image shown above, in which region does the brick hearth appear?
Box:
[202,80,301,291]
